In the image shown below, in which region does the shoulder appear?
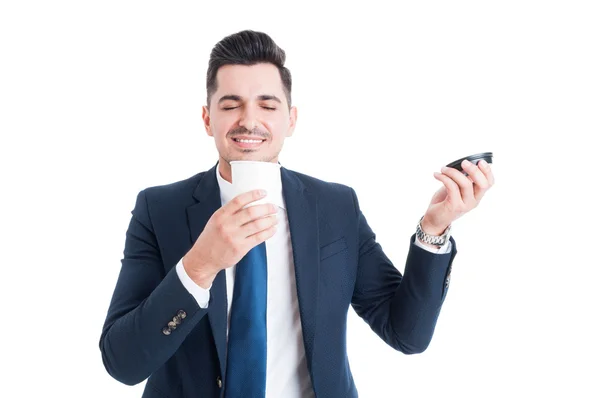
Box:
[285,168,359,214]
[288,168,355,193]
[137,171,207,209]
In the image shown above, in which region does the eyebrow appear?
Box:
[217,94,282,104]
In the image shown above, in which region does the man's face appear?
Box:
[202,63,297,168]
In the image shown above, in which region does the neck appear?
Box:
[218,157,233,183]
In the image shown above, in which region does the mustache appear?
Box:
[228,127,269,139]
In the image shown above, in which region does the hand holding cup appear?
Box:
[182,189,278,288]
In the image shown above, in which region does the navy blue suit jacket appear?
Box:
[100,162,457,397]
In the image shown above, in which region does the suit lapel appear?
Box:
[281,166,320,374]
[186,162,228,379]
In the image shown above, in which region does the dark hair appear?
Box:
[206,30,292,108]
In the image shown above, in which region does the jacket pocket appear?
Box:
[144,379,179,398]
[320,237,348,261]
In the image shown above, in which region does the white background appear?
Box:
[1,1,599,397]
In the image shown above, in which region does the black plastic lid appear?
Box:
[446,152,493,172]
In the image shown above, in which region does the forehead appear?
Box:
[214,63,285,99]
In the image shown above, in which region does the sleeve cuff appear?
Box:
[413,234,453,254]
[175,257,211,308]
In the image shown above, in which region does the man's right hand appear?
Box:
[182,189,278,289]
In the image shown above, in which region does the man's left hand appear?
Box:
[421,159,495,235]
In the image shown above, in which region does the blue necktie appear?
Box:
[225,242,268,398]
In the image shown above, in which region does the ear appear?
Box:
[202,106,212,137]
[286,106,298,137]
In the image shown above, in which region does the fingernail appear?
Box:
[480,159,488,166]
[259,189,268,196]
[434,172,441,177]
[461,159,470,167]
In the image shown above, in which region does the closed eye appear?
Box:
[222,106,275,111]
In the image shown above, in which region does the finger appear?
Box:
[433,171,464,206]
[240,212,279,238]
[462,159,491,201]
[441,166,475,205]
[222,189,267,215]
[234,203,278,226]
[245,223,278,247]
[477,159,495,186]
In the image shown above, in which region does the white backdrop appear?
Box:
[1,1,599,397]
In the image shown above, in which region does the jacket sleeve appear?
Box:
[99,189,209,385]
[349,188,457,354]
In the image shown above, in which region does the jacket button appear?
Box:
[217,377,222,388]
[162,327,171,336]
[177,310,187,319]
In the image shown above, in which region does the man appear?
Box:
[100,30,494,398]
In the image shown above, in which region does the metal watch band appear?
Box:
[416,216,451,246]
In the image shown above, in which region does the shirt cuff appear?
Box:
[175,257,211,308]
[413,234,453,254]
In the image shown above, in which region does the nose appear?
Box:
[238,106,257,131]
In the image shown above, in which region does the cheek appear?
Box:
[266,116,289,137]
[211,119,234,139]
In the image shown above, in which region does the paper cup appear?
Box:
[230,161,282,208]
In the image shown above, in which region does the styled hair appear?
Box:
[206,30,292,108]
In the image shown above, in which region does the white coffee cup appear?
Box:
[230,160,282,208]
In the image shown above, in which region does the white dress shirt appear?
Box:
[175,163,452,397]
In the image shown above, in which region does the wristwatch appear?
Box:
[416,216,451,246]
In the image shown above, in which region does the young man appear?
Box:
[100,30,494,398]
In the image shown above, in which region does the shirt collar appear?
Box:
[215,161,286,210]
